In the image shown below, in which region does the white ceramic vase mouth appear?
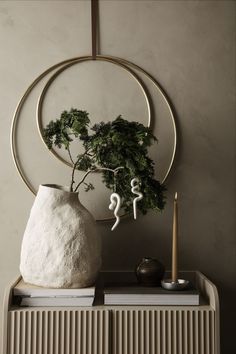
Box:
[40,184,79,195]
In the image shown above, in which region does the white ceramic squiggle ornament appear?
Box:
[109,193,121,231]
[131,178,143,219]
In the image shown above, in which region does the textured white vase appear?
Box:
[20,184,101,288]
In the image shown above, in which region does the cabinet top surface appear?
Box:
[5,270,218,312]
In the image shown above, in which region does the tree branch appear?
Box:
[74,167,124,193]
[67,146,74,165]
[69,149,93,192]
[70,163,78,192]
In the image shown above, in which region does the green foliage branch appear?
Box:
[43,108,166,214]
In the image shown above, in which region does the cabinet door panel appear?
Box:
[8,309,110,354]
[112,309,215,354]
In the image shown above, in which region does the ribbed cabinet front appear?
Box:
[112,309,215,354]
[7,308,216,354]
[7,309,110,354]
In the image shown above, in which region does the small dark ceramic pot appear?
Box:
[136,257,165,286]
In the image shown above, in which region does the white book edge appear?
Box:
[104,301,199,305]
[104,294,199,306]
[104,299,199,305]
[21,297,94,307]
[105,294,199,300]
[20,295,94,299]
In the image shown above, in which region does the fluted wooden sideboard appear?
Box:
[2,271,220,354]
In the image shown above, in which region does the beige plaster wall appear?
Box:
[0,1,235,352]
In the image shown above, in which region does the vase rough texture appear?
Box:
[20,184,101,288]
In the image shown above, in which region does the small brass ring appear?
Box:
[36,55,152,169]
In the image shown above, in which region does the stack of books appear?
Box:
[104,285,199,305]
[103,272,199,306]
[14,279,95,307]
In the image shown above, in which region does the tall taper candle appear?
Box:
[172,192,178,282]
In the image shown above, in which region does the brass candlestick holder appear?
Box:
[161,193,189,291]
[161,278,189,291]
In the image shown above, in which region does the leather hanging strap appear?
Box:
[91,0,98,59]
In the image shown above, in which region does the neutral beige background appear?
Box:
[0,1,235,353]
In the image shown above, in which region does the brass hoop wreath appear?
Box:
[11,55,177,222]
